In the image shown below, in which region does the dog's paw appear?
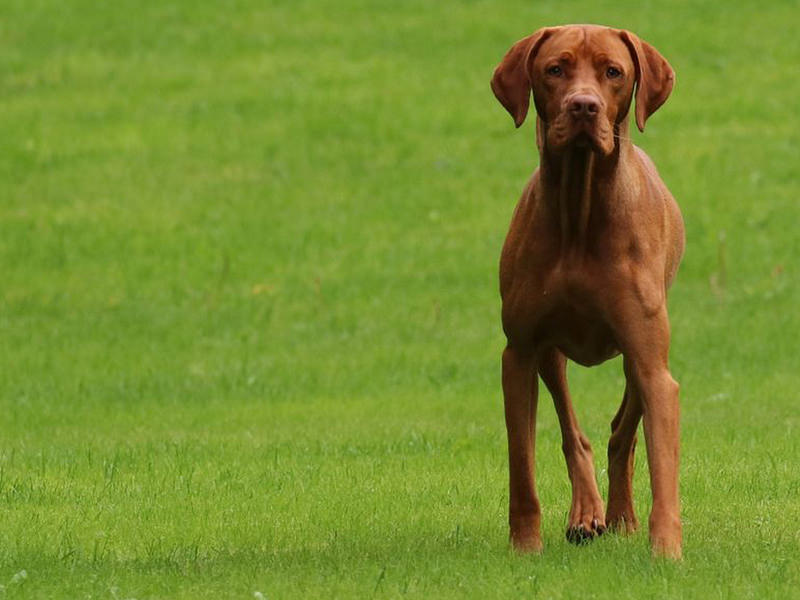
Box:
[511,533,544,554]
[605,511,639,534]
[566,519,606,545]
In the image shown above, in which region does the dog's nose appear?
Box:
[568,95,600,119]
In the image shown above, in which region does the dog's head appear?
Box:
[491,25,674,156]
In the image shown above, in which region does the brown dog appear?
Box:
[491,25,684,558]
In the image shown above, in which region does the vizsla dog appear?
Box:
[491,25,684,558]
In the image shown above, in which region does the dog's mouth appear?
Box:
[548,119,614,156]
[572,131,594,149]
[564,128,604,155]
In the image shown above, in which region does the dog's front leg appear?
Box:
[539,348,606,544]
[502,346,542,553]
[618,309,682,559]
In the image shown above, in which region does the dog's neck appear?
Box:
[537,119,631,253]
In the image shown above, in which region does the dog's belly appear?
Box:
[536,305,620,367]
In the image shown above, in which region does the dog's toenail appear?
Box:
[566,525,594,545]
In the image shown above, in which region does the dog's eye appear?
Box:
[606,66,622,79]
[546,65,563,76]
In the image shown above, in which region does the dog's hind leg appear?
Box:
[606,362,642,533]
[539,348,606,543]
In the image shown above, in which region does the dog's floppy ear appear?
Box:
[491,28,555,128]
[619,30,675,132]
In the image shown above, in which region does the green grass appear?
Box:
[1,0,798,597]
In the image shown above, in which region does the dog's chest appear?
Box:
[503,259,622,365]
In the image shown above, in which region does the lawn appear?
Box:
[1,0,798,597]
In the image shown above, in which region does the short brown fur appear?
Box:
[491,25,684,558]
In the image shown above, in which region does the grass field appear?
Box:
[1,0,799,597]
